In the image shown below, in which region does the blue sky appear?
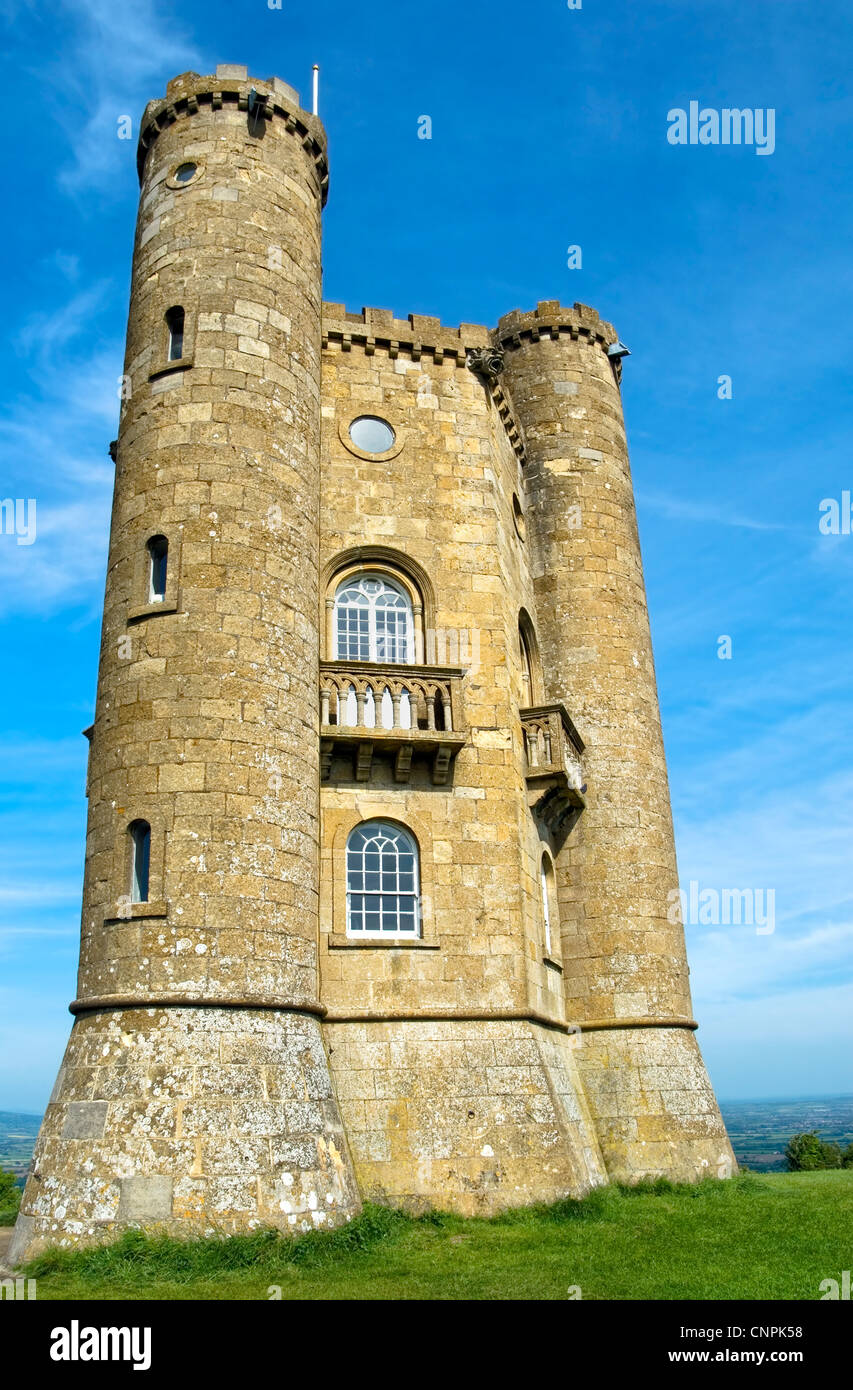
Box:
[0,0,851,1110]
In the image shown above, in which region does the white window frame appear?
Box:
[346,821,421,938]
[334,573,414,665]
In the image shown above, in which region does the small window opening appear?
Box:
[165,306,185,362]
[520,625,534,704]
[129,820,151,904]
[147,535,168,603]
[540,853,559,957]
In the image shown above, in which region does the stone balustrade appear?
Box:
[520,703,586,828]
[320,661,466,784]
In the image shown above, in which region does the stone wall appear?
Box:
[11,67,362,1263]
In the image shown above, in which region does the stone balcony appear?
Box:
[320,661,466,785]
[520,703,586,829]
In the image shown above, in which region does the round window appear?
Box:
[173,162,198,185]
[349,416,396,454]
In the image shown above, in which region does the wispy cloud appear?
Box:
[46,0,201,191]
[638,487,790,533]
[0,290,118,615]
[17,282,113,364]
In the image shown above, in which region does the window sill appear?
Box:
[327,933,439,950]
[128,599,179,623]
[104,900,168,923]
[149,357,193,381]
[543,952,563,972]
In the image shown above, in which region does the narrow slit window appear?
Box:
[540,853,559,957]
[129,820,151,904]
[147,535,168,603]
[165,306,185,362]
[520,624,534,704]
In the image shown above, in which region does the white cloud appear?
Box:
[0,329,118,615]
[17,281,113,364]
[638,487,790,533]
[50,0,201,191]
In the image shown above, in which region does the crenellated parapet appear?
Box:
[322,304,527,462]
[322,303,489,362]
[495,300,618,355]
[136,65,329,202]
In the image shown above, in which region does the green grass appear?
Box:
[20,1171,853,1301]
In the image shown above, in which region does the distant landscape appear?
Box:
[0,1111,41,1184]
[719,1094,853,1170]
[2,1097,852,1182]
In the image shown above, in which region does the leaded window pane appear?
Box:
[334,575,414,664]
[345,821,421,937]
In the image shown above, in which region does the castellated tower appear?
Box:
[11,66,361,1262]
[497,306,735,1181]
[12,65,732,1261]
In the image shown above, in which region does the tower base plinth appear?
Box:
[9,1005,361,1265]
[325,1017,608,1216]
[573,1026,737,1184]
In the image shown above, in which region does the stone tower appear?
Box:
[11,66,361,1263]
[12,65,733,1262]
[497,305,734,1181]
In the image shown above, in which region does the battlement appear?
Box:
[496,300,617,352]
[321,301,619,365]
[322,304,527,462]
[137,66,328,201]
[322,303,490,363]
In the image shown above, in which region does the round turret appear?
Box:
[10,66,360,1263]
[498,301,735,1182]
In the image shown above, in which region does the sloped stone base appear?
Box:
[573,1026,737,1183]
[9,1006,361,1265]
[325,1017,608,1215]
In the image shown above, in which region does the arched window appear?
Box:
[540,852,558,956]
[147,535,168,602]
[129,820,151,904]
[165,306,184,362]
[334,574,414,664]
[518,610,541,705]
[346,821,420,937]
[520,624,534,705]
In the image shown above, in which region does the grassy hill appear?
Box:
[20,1171,853,1301]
